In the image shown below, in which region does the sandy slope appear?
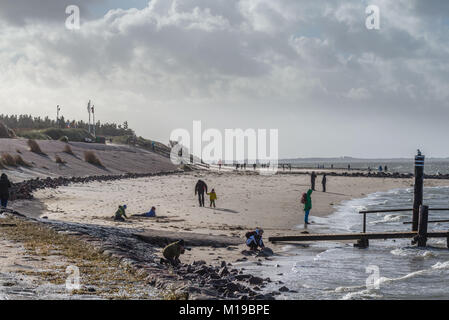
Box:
[0,138,176,182]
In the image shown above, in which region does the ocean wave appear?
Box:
[369,214,404,225]
[342,289,383,300]
[432,261,449,270]
[390,248,437,259]
[336,261,449,299]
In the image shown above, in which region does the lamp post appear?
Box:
[56,105,61,127]
[412,149,425,232]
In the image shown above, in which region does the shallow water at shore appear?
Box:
[242,186,449,299]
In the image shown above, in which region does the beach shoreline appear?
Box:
[27,171,449,263]
[4,169,449,299]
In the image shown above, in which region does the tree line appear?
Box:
[0,114,135,137]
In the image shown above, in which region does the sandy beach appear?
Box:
[27,171,449,265]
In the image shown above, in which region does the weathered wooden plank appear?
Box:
[269,231,449,243]
[359,208,412,214]
[269,232,418,242]
[403,219,449,225]
[358,207,449,214]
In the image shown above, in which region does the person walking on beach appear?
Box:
[310,171,317,191]
[195,179,208,207]
[207,189,217,208]
[302,189,313,224]
[0,174,12,208]
[114,204,128,221]
[322,174,327,192]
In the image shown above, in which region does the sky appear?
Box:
[0,0,448,159]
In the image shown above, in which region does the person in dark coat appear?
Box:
[195,179,208,207]
[322,174,327,192]
[162,239,186,266]
[0,174,12,208]
[310,171,317,191]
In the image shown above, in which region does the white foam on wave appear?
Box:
[342,289,383,300]
[369,214,403,225]
[432,261,449,270]
[390,248,437,259]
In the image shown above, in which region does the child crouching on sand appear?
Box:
[207,189,217,208]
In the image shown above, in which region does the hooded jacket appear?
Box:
[163,240,185,260]
[246,229,264,248]
[115,205,127,219]
[304,189,313,211]
[207,191,217,201]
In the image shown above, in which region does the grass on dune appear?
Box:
[0,217,152,299]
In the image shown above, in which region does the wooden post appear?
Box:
[412,151,425,232]
[363,213,367,233]
[355,237,369,249]
[417,205,429,247]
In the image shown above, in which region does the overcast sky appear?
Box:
[0,0,448,158]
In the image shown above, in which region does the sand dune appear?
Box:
[0,138,176,182]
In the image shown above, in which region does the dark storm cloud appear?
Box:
[0,0,448,157]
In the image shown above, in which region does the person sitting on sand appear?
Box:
[0,173,12,208]
[161,239,186,266]
[114,204,128,221]
[207,189,217,208]
[145,206,156,217]
[245,228,265,251]
[132,206,156,218]
[303,189,313,224]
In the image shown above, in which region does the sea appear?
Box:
[241,164,449,299]
[284,159,449,175]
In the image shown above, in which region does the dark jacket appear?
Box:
[163,241,185,260]
[195,180,208,194]
[0,175,12,199]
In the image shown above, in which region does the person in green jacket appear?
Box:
[162,239,186,266]
[114,205,128,221]
[304,189,313,224]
